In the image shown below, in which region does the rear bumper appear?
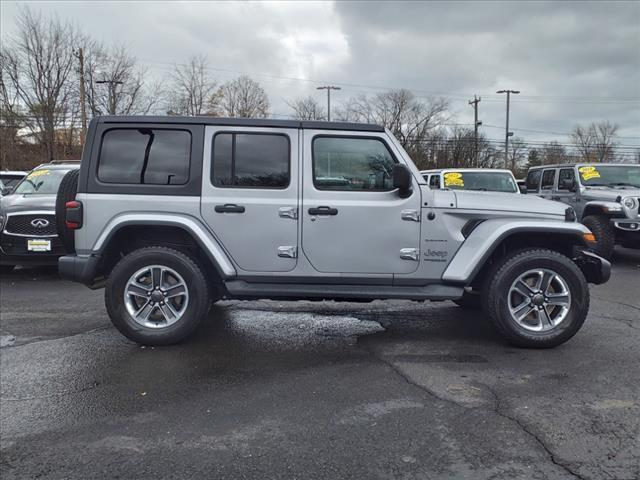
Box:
[575,250,611,285]
[58,254,102,287]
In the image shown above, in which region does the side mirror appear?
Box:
[1,186,13,196]
[392,164,413,198]
[518,184,527,194]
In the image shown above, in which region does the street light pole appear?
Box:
[317,85,341,122]
[468,95,481,167]
[496,89,520,169]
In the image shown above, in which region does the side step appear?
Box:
[224,280,463,301]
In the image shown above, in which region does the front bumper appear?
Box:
[0,233,65,266]
[574,250,611,285]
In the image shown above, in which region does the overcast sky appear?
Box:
[2,0,639,150]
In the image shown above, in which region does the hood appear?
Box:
[0,194,57,215]
[454,190,567,217]
[582,186,640,201]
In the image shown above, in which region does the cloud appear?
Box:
[1,0,638,143]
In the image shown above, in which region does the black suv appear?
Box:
[0,162,79,273]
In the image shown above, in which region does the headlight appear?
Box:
[622,197,637,210]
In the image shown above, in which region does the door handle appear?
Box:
[308,206,338,216]
[215,204,245,213]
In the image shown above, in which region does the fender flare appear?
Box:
[442,218,589,284]
[92,213,236,278]
[581,200,623,218]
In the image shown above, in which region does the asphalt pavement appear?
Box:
[1,249,639,480]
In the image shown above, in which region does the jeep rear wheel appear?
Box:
[105,246,211,345]
[484,248,589,348]
[582,215,615,260]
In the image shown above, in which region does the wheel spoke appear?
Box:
[547,293,570,306]
[540,307,554,328]
[126,282,151,298]
[158,304,176,321]
[514,280,535,298]
[540,271,554,294]
[511,298,531,317]
[151,267,162,289]
[134,301,154,321]
[165,283,186,299]
[516,305,535,322]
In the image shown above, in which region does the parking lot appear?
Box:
[0,248,638,480]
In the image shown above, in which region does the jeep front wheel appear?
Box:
[484,248,589,348]
[582,215,615,260]
[105,246,211,345]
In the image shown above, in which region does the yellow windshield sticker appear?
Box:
[578,166,600,181]
[443,172,464,187]
[27,169,50,179]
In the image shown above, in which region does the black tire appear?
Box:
[55,169,80,254]
[582,215,615,260]
[105,246,211,345]
[483,248,589,349]
[453,290,482,310]
[0,265,15,275]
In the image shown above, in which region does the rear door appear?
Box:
[200,126,299,273]
[539,168,557,200]
[553,167,578,208]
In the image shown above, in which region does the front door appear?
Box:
[200,127,298,273]
[301,131,421,275]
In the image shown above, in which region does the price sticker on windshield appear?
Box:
[26,169,50,179]
[578,166,600,181]
[443,172,464,187]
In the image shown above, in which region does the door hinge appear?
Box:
[399,248,420,261]
[401,209,420,222]
[277,246,297,258]
[278,207,298,219]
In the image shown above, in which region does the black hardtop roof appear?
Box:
[94,115,385,132]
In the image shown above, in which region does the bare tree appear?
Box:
[85,44,158,116]
[220,75,269,118]
[335,89,449,149]
[570,121,619,163]
[167,55,220,116]
[287,96,325,120]
[542,141,568,165]
[1,7,80,161]
[508,137,527,172]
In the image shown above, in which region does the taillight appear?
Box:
[65,200,83,229]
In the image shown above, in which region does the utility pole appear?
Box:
[75,48,87,146]
[496,89,520,169]
[316,85,341,121]
[468,95,482,167]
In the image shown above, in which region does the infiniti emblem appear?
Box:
[31,218,50,228]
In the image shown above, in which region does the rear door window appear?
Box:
[98,128,191,185]
[211,133,290,188]
[541,169,556,190]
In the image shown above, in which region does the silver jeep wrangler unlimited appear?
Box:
[58,116,610,348]
[525,163,640,259]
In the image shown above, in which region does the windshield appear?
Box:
[442,171,518,193]
[577,165,640,188]
[13,168,73,195]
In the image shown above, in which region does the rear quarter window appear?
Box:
[526,170,541,191]
[98,128,191,185]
